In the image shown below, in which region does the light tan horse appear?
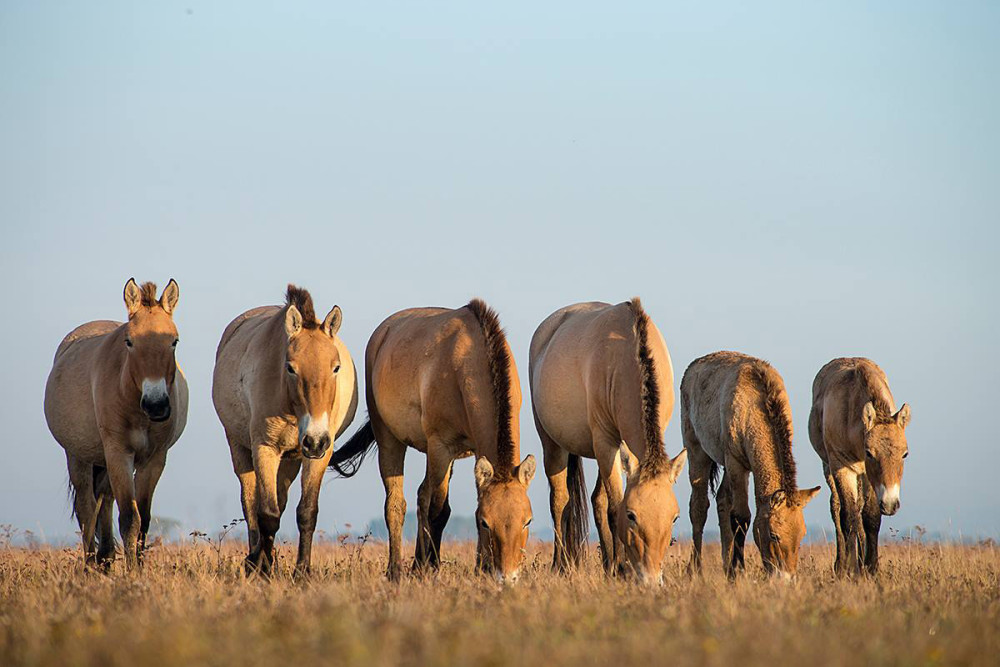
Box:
[44,279,188,570]
[212,285,358,578]
[331,300,535,583]
[682,352,820,579]
[530,299,687,584]
[808,357,911,576]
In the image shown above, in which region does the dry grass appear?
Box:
[1,538,998,667]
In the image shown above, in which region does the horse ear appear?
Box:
[620,444,638,484]
[667,449,688,484]
[895,403,911,429]
[474,457,495,490]
[794,486,822,508]
[769,489,787,510]
[159,279,179,315]
[322,305,342,338]
[123,278,142,318]
[516,454,536,487]
[862,402,877,432]
[285,305,303,338]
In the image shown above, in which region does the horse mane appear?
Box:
[285,284,319,329]
[139,282,159,307]
[466,298,515,477]
[853,362,895,423]
[748,360,797,495]
[627,298,668,475]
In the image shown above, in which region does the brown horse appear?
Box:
[212,285,358,578]
[681,352,820,579]
[331,300,535,583]
[44,279,188,570]
[808,357,911,576]
[530,299,687,584]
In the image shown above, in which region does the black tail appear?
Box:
[329,420,377,477]
[709,460,720,497]
[564,454,590,562]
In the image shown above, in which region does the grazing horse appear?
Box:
[212,285,358,578]
[530,299,687,584]
[44,279,188,570]
[331,300,535,583]
[682,352,820,579]
[808,357,911,576]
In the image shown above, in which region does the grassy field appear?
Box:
[1,537,998,667]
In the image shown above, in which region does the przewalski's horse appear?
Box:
[44,279,188,570]
[530,299,687,584]
[808,357,911,576]
[682,352,820,579]
[212,285,358,578]
[330,300,535,583]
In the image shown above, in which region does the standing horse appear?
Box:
[212,285,358,578]
[808,357,910,576]
[330,300,535,583]
[44,279,188,570]
[529,299,687,584]
[682,352,820,579]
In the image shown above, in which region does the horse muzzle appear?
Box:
[301,433,331,459]
[141,396,171,422]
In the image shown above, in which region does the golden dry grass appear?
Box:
[1,538,998,667]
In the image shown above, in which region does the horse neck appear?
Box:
[262,311,294,411]
[746,429,786,502]
[102,325,140,404]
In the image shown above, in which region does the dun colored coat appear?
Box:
[808,357,910,575]
[212,285,358,577]
[530,299,686,584]
[44,279,188,570]
[682,352,820,578]
[331,300,535,583]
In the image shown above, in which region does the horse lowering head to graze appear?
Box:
[475,455,535,583]
[618,445,688,586]
[530,298,683,583]
[755,486,822,578]
[122,279,182,422]
[282,285,345,459]
[861,400,911,516]
[329,299,533,583]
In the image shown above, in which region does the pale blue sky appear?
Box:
[1,2,997,542]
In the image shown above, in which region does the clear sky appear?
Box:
[1,2,997,544]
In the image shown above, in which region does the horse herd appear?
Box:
[43,279,912,584]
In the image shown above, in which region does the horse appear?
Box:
[529,299,687,584]
[330,299,535,583]
[681,352,820,579]
[212,285,358,578]
[808,357,911,576]
[44,279,188,570]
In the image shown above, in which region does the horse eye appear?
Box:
[480,518,489,530]
[524,518,532,529]
[626,510,637,524]
[286,363,296,375]
[673,515,679,524]
[333,364,341,374]
[865,448,875,459]
[770,532,780,542]
[902,450,909,459]
[172,339,179,348]
[125,338,133,348]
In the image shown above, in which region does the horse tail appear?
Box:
[709,460,720,497]
[564,453,590,561]
[329,420,376,477]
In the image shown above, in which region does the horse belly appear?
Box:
[532,357,594,457]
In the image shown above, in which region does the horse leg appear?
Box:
[295,454,328,581]
[591,478,612,574]
[683,415,712,575]
[539,422,572,573]
[716,469,735,577]
[415,443,452,573]
[726,460,751,575]
[833,465,863,578]
[227,439,258,559]
[861,474,882,575]
[104,443,140,571]
[95,469,115,569]
[134,449,167,567]
[824,462,846,575]
[428,460,454,569]
[66,453,98,567]
[250,442,282,577]
[374,419,407,582]
[593,433,625,577]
